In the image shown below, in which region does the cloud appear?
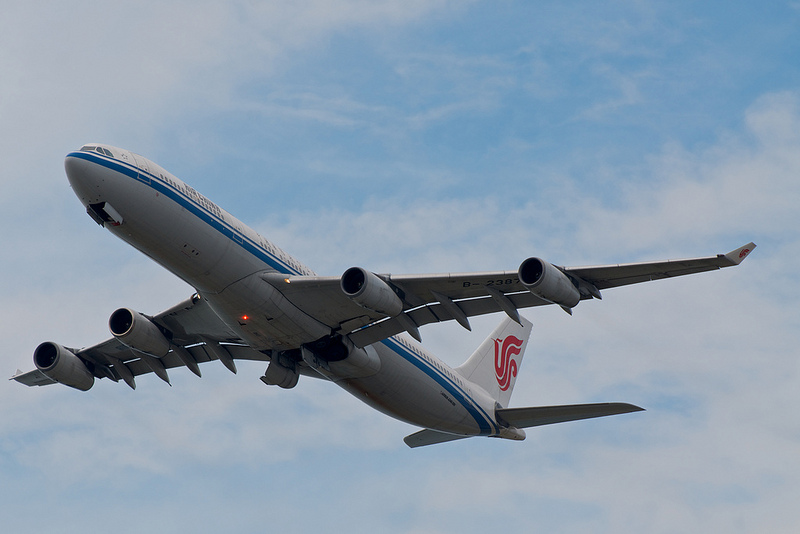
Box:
[3,2,800,532]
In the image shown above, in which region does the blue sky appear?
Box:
[2,1,799,532]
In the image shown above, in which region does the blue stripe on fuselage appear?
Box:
[68,151,306,276]
[381,337,497,435]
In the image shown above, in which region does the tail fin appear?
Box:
[455,316,533,408]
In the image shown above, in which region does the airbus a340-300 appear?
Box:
[13,144,755,447]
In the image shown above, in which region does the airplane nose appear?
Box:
[65,152,104,205]
[64,153,84,182]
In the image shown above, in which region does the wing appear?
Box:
[566,242,756,290]
[11,368,56,387]
[13,243,755,388]
[278,243,755,347]
[12,294,311,390]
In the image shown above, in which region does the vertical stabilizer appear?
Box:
[455,316,532,408]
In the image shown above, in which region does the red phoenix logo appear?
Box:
[494,335,523,391]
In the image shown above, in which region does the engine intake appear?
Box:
[34,342,94,391]
[518,258,581,309]
[341,267,403,317]
[109,308,171,357]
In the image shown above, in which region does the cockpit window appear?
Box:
[80,145,114,158]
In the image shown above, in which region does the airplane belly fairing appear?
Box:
[202,272,332,351]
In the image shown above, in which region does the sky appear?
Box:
[1,1,799,532]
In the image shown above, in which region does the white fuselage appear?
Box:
[65,146,503,437]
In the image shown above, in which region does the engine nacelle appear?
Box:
[34,342,95,391]
[109,308,171,357]
[303,335,382,380]
[327,345,381,379]
[340,267,403,317]
[261,358,299,389]
[518,257,581,309]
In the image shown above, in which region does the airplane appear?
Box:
[12,143,756,447]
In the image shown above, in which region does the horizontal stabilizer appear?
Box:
[496,402,644,429]
[404,428,471,448]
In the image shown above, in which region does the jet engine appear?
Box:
[518,258,581,309]
[340,267,403,317]
[261,356,299,389]
[34,342,95,391]
[302,334,382,380]
[109,308,171,357]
